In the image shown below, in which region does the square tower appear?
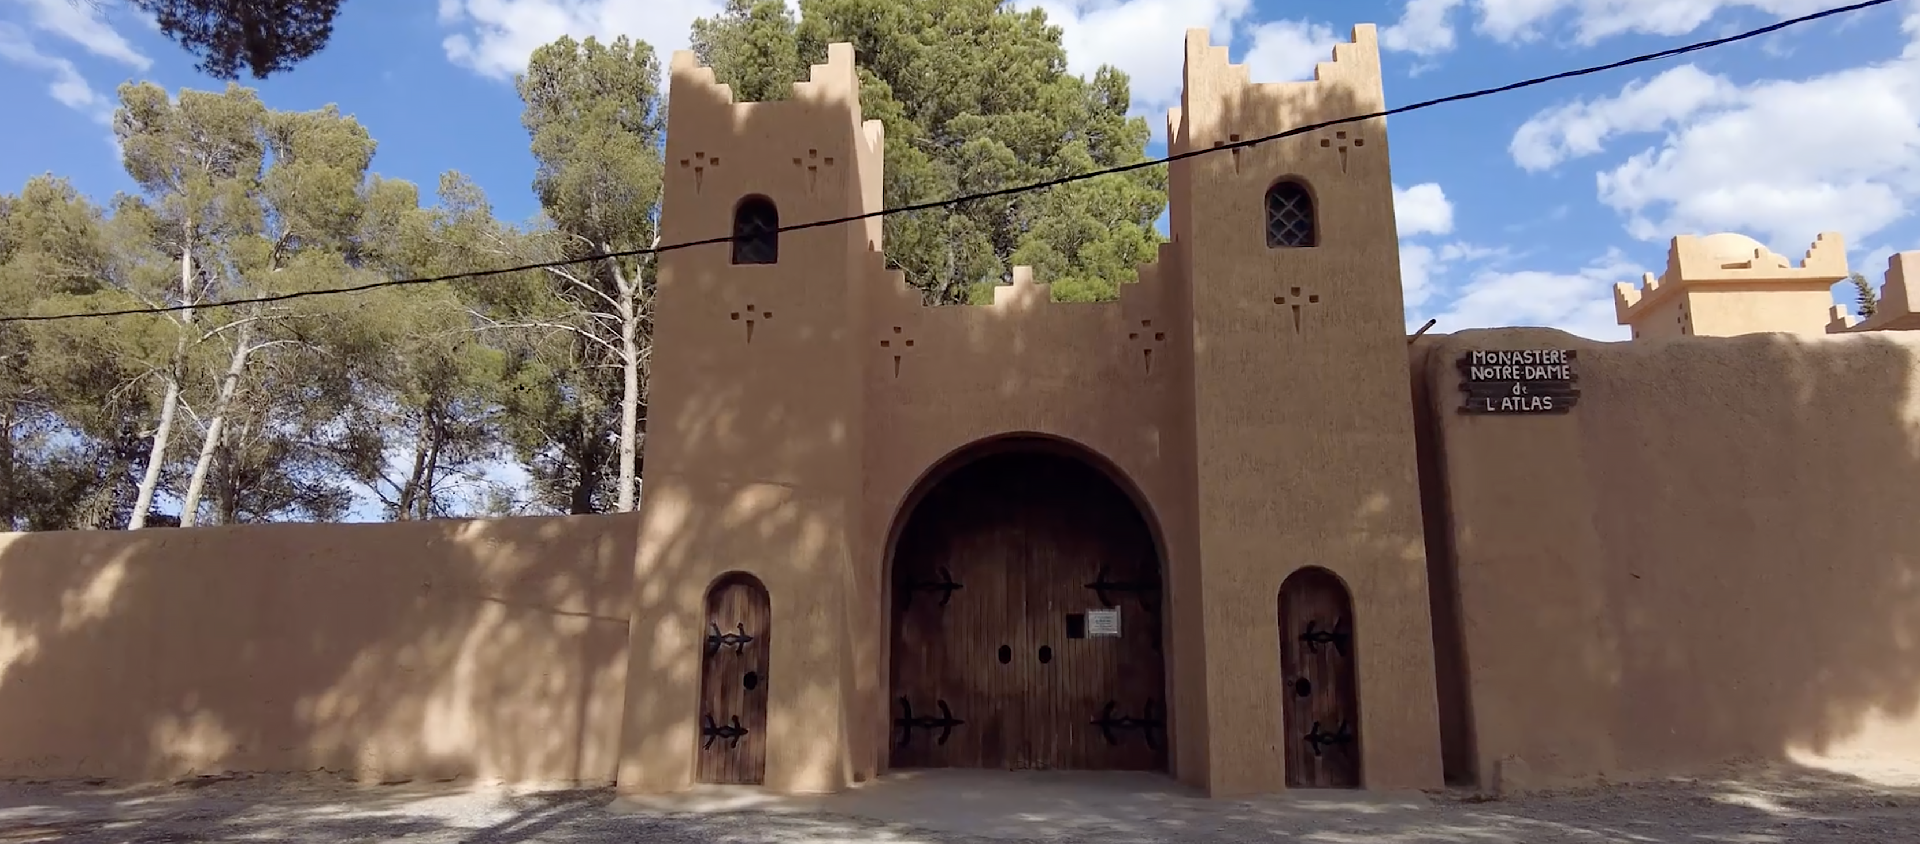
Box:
[1168,26,1443,793]
[1614,231,1848,339]
[617,44,878,794]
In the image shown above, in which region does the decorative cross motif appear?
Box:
[792,148,836,195]
[1318,131,1364,174]
[879,324,917,378]
[679,150,721,191]
[1273,286,1320,335]
[1127,319,1168,375]
[730,303,774,344]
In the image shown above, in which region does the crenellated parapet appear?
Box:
[1829,251,1920,333]
[1175,25,1385,155]
[1615,232,1849,338]
[667,42,862,121]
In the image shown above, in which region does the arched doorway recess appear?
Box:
[696,572,771,785]
[887,438,1168,771]
[1278,565,1362,788]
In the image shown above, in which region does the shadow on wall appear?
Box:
[1419,327,1920,791]
[0,29,1441,795]
[0,513,638,784]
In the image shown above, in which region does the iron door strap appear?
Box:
[1303,720,1354,756]
[705,622,755,656]
[1083,564,1161,609]
[893,697,965,747]
[1298,617,1350,655]
[901,566,964,609]
[701,713,749,750]
[1090,699,1165,749]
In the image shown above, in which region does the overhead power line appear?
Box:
[0,0,1891,325]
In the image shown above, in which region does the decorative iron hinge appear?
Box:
[1090,699,1165,749]
[901,567,964,610]
[1303,720,1354,756]
[1084,565,1161,610]
[893,697,965,747]
[705,622,755,656]
[701,713,749,750]
[1299,617,1350,656]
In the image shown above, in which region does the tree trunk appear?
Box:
[179,322,253,527]
[395,411,432,520]
[610,241,649,513]
[0,406,15,530]
[129,240,197,530]
[416,405,444,520]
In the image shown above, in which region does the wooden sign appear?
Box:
[1086,608,1122,638]
[1457,349,1580,414]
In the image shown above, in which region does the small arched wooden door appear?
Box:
[1278,566,1361,788]
[696,572,771,785]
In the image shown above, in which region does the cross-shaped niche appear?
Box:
[1318,130,1364,174]
[1128,319,1167,375]
[1273,287,1320,335]
[879,324,917,378]
[730,303,774,344]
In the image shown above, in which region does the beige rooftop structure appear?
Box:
[1829,251,1920,333]
[1615,231,1849,339]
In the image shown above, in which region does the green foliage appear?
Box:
[7,4,1168,528]
[486,34,668,514]
[128,0,345,80]
[691,0,1167,303]
[1850,272,1879,318]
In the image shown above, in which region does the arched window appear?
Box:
[732,195,779,264]
[1265,180,1317,248]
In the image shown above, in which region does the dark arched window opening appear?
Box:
[1265,180,1317,248]
[732,196,779,264]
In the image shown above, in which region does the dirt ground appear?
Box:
[1,762,1916,843]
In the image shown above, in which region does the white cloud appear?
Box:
[1381,0,1466,56]
[1473,0,1838,46]
[1242,18,1342,83]
[1394,181,1456,310]
[1512,38,1920,247]
[1401,243,1442,309]
[1509,64,1739,171]
[1024,0,1256,114]
[1378,0,1877,60]
[9,0,150,69]
[1424,248,1639,339]
[0,21,116,121]
[1394,182,1455,236]
[437,0,725,79]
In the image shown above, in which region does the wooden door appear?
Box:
[890,450,1166,772]
[1278,566,1361,788]
[1020,455,1166,771]
[890,457,1024,769]
[696,573,771,785]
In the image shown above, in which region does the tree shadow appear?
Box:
[0,513,637,786]
[1417,326,1920,795]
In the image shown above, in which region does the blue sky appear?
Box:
[3,0,1917,515]
[4,0,1917,339]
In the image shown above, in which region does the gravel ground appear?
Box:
[0,762,1917,843]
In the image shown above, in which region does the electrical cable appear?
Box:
[0,0,1891,325]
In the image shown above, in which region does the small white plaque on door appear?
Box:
[1086,608,1121,638]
